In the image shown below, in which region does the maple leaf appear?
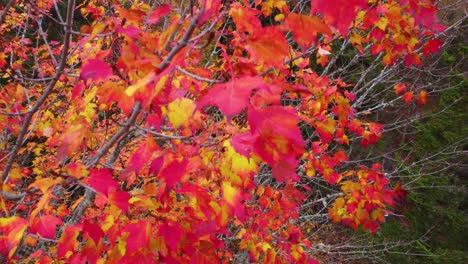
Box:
[56,116,90,160]
[28,177,62,194]
[97,81,135,116]
[402,91,414,104]
[404,53,423,66]
[65,162,88,179]
[0,52,6,68]
[108,190,131,213]
[363,220,378,233]
[159,221,184,251]
[230,3,261,35]
[198,76,270,117]
[79,59,113,82]
[124,221,151,252]
[394,83,407,95]
[80,240,100,264]
[123,137,159,184]
[222,181,245,219]
[315,117,336,144]
[88,168,119,196]
[125,71,156,97]
[0,216,27,258]
[199,0,221,24]
[423,39,443,56]
[417,90,428,105]
[57,225,81,259]
[147,4,171,25]
[30,215,63,239]
[246,26,289,67]
[158,156,188,188]
[284,13,332,50]
[83,221,104,244]
[247,106,305,162]
[311,0,368,36]
[165,98,196,128]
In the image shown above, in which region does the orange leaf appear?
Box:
[246,26,289,67]
[394,83,406,95]
[417,90,428,105]
[0,216,27,258]
[108,190,131,213]
[284,13,332,50]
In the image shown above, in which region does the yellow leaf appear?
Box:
[376,17,389,31]
[274,14,285,22]
[222,181,239,207]
[101,215,115,232]
[224,141,256,173]
[117,237,127,256]
[166,98,195,128]
[90,22,107,39]
[28,177,62,193]
[125,71,156,96]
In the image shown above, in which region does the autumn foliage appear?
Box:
[0,0,444,263]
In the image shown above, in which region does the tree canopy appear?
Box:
[0,0,460,263]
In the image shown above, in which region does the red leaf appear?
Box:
[394,183,408,201]
[311,0,368,36]
[71,82,85,99]
[199,0,221,24]
[344,91,356,101]
[108,190,131,213]
[271,159,300,182]
[423,39,443,56]
[231,132,255,157]
[198,76,269,117]
[57,225,80,258]
[80,240,99,264]
[230,3,261,35]
[247,106,305,164]
[363,220,378,233]
[404,53,422,67]
[147,5,171,25]
[32,215,63,239]
[150,156,164,176]
[79,59,113,82]
[83,222,104,244]
[124,221,151,252]
[159,221,184,251]
[123,137,159,179]
[402,91,414,104]
[88,168,119,196]
[394,83,406,95]
[333,151,348,163]
[158,157,188,188]
[222,181,245,220]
